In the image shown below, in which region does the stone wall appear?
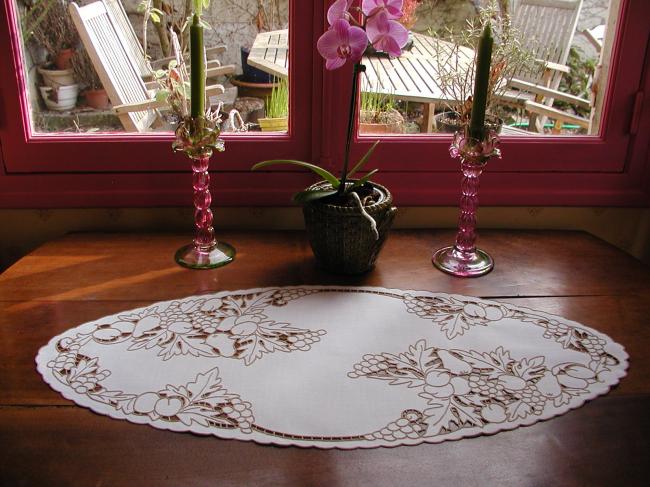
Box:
[412,0,610,60]
[122,0,289,73]
[121,0,609,72]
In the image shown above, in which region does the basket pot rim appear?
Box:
[304,180,393,214]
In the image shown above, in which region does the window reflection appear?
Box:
[359,0,612,137]
[17,0,290,134]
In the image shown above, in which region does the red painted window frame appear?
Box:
[0,0,649,208]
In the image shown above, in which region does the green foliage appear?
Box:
[266,77,289,119]
[137,1,164,23]
[251,141,381,204]
[361,86,396,115]
[430,0,541,119]
[555,47,596,117]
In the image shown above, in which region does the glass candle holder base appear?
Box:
[175,241,235,270]
[432,245,493,278]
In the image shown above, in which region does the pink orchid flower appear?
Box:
[366,10,409,57]
[362,0,404,19]
[327,0,354,25]
[317,18,368,70]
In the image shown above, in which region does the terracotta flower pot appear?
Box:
[84,89,110,110]
[55,48,75,70]
[231,75,280,99]
[359,122,397,134]
[302,181,397,274]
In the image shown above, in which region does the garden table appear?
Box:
[1,230,648,485]
[247,30,475,132]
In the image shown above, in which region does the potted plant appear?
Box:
[430,0,540,133]
[258,77,288,131]
[71,48,110,110]
[252,0,410,274]
[359,84,404,134]
[29,0,79,86]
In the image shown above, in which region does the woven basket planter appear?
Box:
[302,181,397,274]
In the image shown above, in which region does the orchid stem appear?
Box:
[339,62,364,196]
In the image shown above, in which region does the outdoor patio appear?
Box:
[17,0,609,135]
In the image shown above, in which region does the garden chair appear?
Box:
[69,1,225,132]
[102,0,235,80]
[502,0,591,132]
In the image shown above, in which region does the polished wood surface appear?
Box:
[1,230,649,486]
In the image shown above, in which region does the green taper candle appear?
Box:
[190,14,205,119]
[469,23,494,141]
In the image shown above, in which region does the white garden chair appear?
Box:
[502,0,591,132]
[102,0,236,80]
[69,1,225,132]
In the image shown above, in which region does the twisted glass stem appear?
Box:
[454,159,485,253]
[191,155,216,250]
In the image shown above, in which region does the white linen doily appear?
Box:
[36,286,628,449]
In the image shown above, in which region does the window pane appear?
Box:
[16,0,289,134]
[358,0,616,137]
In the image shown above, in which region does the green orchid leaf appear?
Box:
[150,12,160,23]
[347,140,380,179]
[352,169,379,188]
[252,160,340,189]
[292,189,338,205]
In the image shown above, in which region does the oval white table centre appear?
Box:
[36,286,628,449]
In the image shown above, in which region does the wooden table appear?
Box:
[247,30,475,132]
[1,230,649,486]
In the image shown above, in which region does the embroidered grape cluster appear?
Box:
[348,354,392,378]
[70,370,110,394]
[520,386,546,414]
[48,343,81,372]
[272,288,318,306]
[221,397,254,433]
[283,330,327,351]
[366,410,427,441]
[403,295,439,318]
[543,320,607,358]
[159,309,188,328]
[468,374,507,399]
[580,334,607,358]
[190,311,217,334]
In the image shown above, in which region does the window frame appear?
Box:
[0,0,649,208]
[0,0,315,172]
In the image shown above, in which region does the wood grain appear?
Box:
[1,230,649,486]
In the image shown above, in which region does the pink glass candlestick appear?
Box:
[175,154,235,269]
[432,132,500,277]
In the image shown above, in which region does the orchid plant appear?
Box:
[253,0,409,204]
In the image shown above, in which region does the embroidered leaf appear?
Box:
[186,368,221,400]
[423,400,459,435]
[553,392,572,407]
[69,357,99,380]
[512,356,546,381]
[450,398,483,427]
[179,299,205,314]
[439,313,472,339]
[453,347,512,379]
[505,400,532,420]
